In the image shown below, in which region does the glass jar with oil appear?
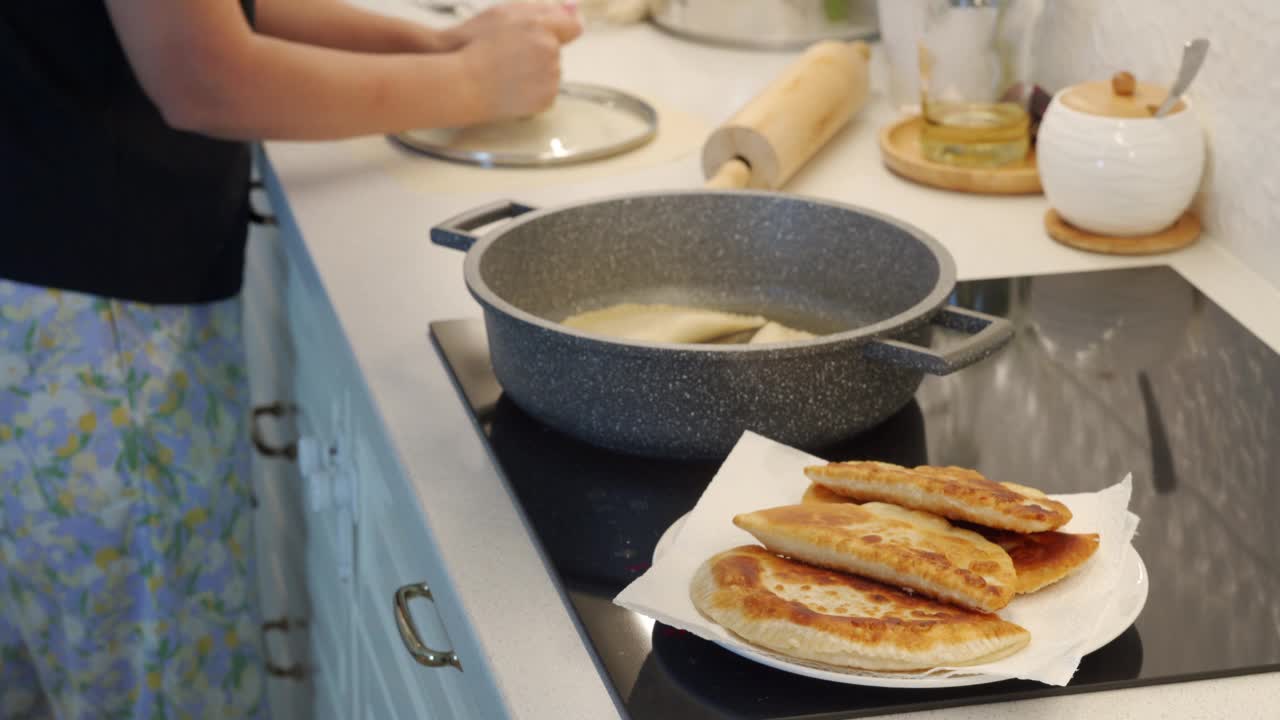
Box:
[918,0,1040,167]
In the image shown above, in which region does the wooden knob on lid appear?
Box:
[1111,71,1136,97]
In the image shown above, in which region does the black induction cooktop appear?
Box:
[429,266,1280,719]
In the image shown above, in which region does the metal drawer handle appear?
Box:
[249,178,278,227]
[262,617,308,632]
[251,402,298,460]
[393,583,462,671]
[261,617,307,681]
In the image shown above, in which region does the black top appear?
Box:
[0,2,255,305]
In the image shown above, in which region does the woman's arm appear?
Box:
[103,0,580,140]
[254,0,444,54]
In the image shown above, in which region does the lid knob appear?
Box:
[1111,72,1136,97]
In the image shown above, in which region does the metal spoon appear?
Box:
[1154,38,1210,117]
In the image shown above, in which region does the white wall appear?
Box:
[1032,0,1280,288]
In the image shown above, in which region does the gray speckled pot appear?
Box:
[432,191,1013,460]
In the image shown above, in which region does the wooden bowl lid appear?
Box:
[1059,72,1185,118]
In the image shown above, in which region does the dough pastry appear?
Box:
[748,321,817,344]
[805,461,1073,533]
[691,545,1030,671]
[801,479,1096,594]
[800,482,849,505]
[560,303,766,343]
[969,527,1100,594]
[734,502,1017,613]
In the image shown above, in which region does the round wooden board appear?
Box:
[878,115,1042,195]
[1045,210,1201,255]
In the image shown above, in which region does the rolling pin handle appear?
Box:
[704,158,753,190]
[700,38,870,192]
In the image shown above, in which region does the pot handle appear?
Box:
[430,200,537,252]
[863,305,1013,376]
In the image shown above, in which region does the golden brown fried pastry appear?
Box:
[801,482,851,505]
[804,461,1072,533]
[690,545,1030,671]
[970,527,1100,594]
[733,502,1017,613]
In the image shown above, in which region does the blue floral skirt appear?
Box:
[0,279,266,719]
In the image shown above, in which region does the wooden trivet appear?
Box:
[878,115,1042,195]
[1045,210,1201,255]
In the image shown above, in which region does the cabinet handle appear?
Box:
[251,402,298,460]
[262,617,308,632]
[248,178,278,227]
[393,583,462,671]
[261,617,307,681]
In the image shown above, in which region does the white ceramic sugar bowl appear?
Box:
[1037,72,1205,236]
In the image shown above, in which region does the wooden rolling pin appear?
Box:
[703,41,872,190]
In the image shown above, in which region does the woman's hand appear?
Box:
[453,3,583,121]
[439,2,582,52]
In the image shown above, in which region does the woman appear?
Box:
[0,1,581,717]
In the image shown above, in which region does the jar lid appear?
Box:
[1059,72,1186,118]
[391,83,657,167]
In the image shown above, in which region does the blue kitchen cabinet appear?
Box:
[243,191,313,720]
[256,179,493,717]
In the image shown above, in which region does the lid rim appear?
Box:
[1058,79,1188,119]
[389,83,659,168]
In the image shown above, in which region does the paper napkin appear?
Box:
[614,431,1141,686]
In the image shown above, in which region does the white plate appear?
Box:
[652,513,1149,688]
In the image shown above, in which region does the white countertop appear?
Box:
[261,11,1280,720]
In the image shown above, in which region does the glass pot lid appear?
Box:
[391,83,658,168]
